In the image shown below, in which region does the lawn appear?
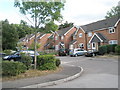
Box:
[1,67,62,82]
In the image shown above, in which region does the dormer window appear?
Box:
[109,27,115,34]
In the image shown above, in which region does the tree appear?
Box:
[2,19,19,50]
[14,1,65,69]
[59,21,74,29]
[105,5,120,18]
[45,20,58,33]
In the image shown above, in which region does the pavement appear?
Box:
[2,64,83,88]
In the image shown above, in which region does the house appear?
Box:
[19,32,52,51]
[70,16,120,51]
[53,26,77,50]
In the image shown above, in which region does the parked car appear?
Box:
[58,49,69,56]
[3,50,39,62]
[85,49,99,57]
[69,48,87,57]
[0,53,6,58]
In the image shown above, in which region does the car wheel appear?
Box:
[10,59,14,62]
[74,54,78,57]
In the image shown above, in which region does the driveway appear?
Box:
[46,56,118,88]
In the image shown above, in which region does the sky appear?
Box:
[0,0,119,26]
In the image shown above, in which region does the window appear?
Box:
[109,27,115,34]
[87,43,91,49]
[109,40,118,44]
[73,35,76,39]
[88,32,92,37]
[61,36,64,40]
[55,36,58,40]
[79,33,82,37]
[79,43,84,48]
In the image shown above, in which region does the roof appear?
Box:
[69,40,77,45]
[37,33,45,39]
[56,26,73,36]
[90,33,108,43]
[80,16,120,32]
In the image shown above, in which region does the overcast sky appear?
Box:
[0,0,119,26]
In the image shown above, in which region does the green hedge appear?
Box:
[55,58,61,67]
[106,44,117,53]
[20,54,33,70]
[98,44,118,55]
[2,61,27,76]
[115,45,120,55]
[98,45,107,55]
[37,55,60,70]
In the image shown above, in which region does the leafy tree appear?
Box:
[59,21,74,29]
[14,1,65,69]
[2,19,19,50]
[45,20,58,33]
[29,42,41,51]
[105,5,120,18]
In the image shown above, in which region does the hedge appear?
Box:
[98,45,107,55]
[37,55,60,70]
[98,44,118,55]
[2,61,27,76]
[115,45,120,55]
[20,54,33,70]
[106,44,117,53]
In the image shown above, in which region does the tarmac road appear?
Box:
[46,56,118,88]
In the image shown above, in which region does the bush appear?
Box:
[106,44,117,54]
[115,45,120,55]
[55,58,61,67]
[37,55,57,70]
[20,54,33,70]
[3,50,12,55]
[2,61,27,76]
[98,45,107,55]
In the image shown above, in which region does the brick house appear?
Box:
[53,26,77,50]
[19,32,52,51]
[70,16,120,51]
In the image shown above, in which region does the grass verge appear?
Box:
[1,67,62,82]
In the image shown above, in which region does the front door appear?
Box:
[92,42,96,50]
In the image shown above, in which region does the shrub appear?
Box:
[2,61,27,76]
[55,58,61,67]
[20,54,33,70]
[37,55,57,70]
[3,50,12,55]
[115,45,120,55]
[98,45,107,55]
[39,63,56,70]
[106,44,117,54]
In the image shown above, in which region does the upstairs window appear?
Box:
[109,27,115,34]
[79,33,82,38]
[88,32,92,37]
[55,36,58,40]
[61,36,64,40]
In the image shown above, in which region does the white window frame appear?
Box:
[79,33,82,38]
[61,36,64,40]
[87,43,91,49]
[109,27,115,34]
[55,36,58,40]
[109,40,118,44]
[88,32,92,37]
